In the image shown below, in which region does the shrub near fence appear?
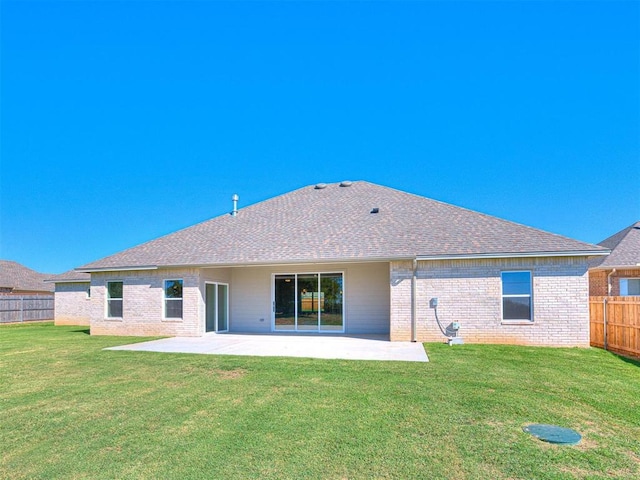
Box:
[590,296,640,359]
[0,295,54,323]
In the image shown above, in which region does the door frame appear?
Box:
[205,281,229,333]
[271,271,345,333]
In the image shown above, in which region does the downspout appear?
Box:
[607,269,617,296]
[411,258,417,342]
[604,269,616,351]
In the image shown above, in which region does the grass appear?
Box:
[1,322,639,479]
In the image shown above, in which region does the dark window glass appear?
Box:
[503,297,531,320]
[501,272,532,321]
[165,280,183,299]
[165,280,183,318]
[108,281,123,299]
[165,300,183,318]
[108,299,123,318]
[107,282,123,318]
[501,271,531,295]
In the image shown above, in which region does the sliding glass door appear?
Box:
[320,273,343,331]
[274,275,295,330]
[205,283,228,332]
[273,273,343,332]
[297,274,319,331]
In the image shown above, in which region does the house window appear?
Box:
[106,281,123,318]
[501,271,532,321]
[620,279,640,296]
[86,286,91,299]
[164,279,183,318]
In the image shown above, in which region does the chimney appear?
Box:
[231,194,239,216]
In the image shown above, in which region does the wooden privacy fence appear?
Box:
[590,296,640,359]
[0,295,54,323]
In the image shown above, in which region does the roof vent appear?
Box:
[371,208,379,214]
[315,183,328,189]
[231,194,239,216]
[340,180,353,187]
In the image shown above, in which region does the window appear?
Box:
[86,286,91,299]
[501,271,532,321]
[620,279,640,296]
[164,279,183,318]
[107,281,123,318]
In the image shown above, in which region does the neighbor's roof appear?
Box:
[0,260,55,293]
[78,181,608,272]
[45,269,91,284]
[589,221,640,269]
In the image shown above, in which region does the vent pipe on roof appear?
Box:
[231,194,239,217]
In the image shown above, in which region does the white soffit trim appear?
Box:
[75,266,159,273]
[416,250,610,261]
[591,264,640,270]
[44,279,90,284]
[168,257,412,269]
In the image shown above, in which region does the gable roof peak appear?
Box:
[77,181,607,271]
[590,221,640,269]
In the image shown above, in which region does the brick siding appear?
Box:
[54,282,91,326]
[390,257,590,346]
[90,268,202,336]
[589,268,640,296]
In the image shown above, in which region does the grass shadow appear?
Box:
[618,353,640,367]
[71,328,91,335]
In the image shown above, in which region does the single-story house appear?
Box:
[75,181,609,345]
[589,221,640,296]
[46,270,92,326]
[0,260,54,295]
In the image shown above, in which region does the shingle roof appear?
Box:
[45,269,91,283]
[589,221,640,269]
[0,260,55,293]
[78,181,607,271]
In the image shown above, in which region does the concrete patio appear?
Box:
[105,333,429,362]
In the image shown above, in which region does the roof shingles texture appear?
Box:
[590,221,640,269]
[47,269,91,283]
[0,260,54,293]
[79,181,606,270]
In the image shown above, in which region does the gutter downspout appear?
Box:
[604,269,616,351]
[607,268,617,296]
[411,258,417,343]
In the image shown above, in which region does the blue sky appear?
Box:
[1,0,638,274]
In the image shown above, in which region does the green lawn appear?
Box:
[1,323,638,479]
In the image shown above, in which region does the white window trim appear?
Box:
[105,281,123,320]
[620,278,640,296]
[501,271,533,323]
[163,279,184,320]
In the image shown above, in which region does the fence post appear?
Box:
[603,297,608,351]
[20,296,24,323]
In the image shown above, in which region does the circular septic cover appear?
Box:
[523,424,581,445]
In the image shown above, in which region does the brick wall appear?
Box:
[54,282,91,326]
[390,257,590,346]
[90,268,201,336]
[589,268,640,296]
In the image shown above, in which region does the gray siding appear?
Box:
[345,262,390,334]
[228,262,390,334]
[229,267,272,333]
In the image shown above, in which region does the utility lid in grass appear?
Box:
[523,424,582,445]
